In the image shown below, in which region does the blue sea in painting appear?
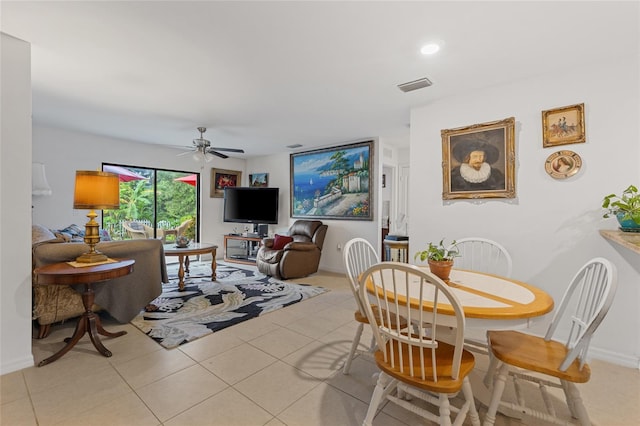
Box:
[292,172,334,200]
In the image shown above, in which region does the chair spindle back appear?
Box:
[360,262,467,381]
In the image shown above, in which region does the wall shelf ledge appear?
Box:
[599,229,640,255]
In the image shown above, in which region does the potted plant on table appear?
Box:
[602,184,640,232]
[414,238,460,281]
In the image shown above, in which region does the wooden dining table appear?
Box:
[366,267,555,330]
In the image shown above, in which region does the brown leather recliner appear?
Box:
[256,220,328,280]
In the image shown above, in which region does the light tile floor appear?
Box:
[2,266,639,425]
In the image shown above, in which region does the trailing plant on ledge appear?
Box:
[602,184,640,225]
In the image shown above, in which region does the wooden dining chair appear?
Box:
[341,237,382,374]
[449,237,514,360]
[450,237,513,278]
[359,262,480,426]
[483,257,618,426]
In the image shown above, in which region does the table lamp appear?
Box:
[73,170,120,263]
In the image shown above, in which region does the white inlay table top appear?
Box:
[367,268,554,321]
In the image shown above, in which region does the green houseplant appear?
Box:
[414,238,460,281]
[602,184,640,232]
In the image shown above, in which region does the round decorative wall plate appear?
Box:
[545,150,582,179]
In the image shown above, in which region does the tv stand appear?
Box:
[224,234,262,265]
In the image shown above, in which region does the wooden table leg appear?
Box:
[210,249,217,281]
[178,254,186,291]
[38,283,126,367]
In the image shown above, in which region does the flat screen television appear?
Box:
[223,187,279,225]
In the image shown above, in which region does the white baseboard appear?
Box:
[589,346,640,369]
[319,265,343,274]
[1,354,34,375]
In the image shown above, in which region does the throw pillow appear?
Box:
[53,232,71,242]
[60,224,84,237]
[32,225,58,245]
[272,234,294,250]
[99,229,112,241]
[129,222,144,230]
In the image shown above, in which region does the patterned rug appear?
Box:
[130,261,328,349]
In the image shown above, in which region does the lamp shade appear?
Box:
[73,170,120,209]
[32,162,53,196]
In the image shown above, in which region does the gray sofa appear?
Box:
[32,227,168,338]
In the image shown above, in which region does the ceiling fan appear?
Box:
[179,127,244,160]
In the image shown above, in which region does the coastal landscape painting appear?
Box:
[290,141,373,220]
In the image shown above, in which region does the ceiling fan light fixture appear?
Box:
[181,127,244,163]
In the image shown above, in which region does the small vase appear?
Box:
[616,213,640,233]
[428,259,454,282]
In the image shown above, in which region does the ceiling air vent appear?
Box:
[287,144,303,149]
[397,77,433,93]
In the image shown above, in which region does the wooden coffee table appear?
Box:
[33,259,135,367]
[163,243,217,290]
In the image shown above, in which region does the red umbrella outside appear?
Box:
[103,165,148,182]
[174,174,198,187]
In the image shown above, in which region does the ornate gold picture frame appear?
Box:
[441,117,516,200]
[210,168,242,198]
[542,103,585,147]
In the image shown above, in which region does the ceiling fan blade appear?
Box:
[207,149,229,159]
[176,151,192,157]
[210,147,245,153]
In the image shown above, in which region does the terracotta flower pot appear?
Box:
[428,259,454,281]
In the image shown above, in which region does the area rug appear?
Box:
[130,261,328,349]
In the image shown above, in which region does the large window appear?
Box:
[101,164,199,243]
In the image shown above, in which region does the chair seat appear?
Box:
[488,330,591,383]
[354,305,408,329]
[375,339,476,394]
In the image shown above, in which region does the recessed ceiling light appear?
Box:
[421,43,440,55]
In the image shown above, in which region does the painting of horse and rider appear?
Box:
[542,103,586,147]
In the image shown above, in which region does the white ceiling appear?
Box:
[2,1,638,158]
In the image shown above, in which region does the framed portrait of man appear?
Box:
[441,117,516,200]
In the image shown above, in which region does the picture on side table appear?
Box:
[290,140,373,220]
[542,103,586,147]
[210,168,242,198]
[441,117,516,200]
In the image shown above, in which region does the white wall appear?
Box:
[1,33,34,374]
[409,60,640,367]
[31,126,248,255]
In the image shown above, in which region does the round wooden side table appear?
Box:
[33,259,135,367]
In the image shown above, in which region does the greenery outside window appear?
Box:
[102,164,199,242]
